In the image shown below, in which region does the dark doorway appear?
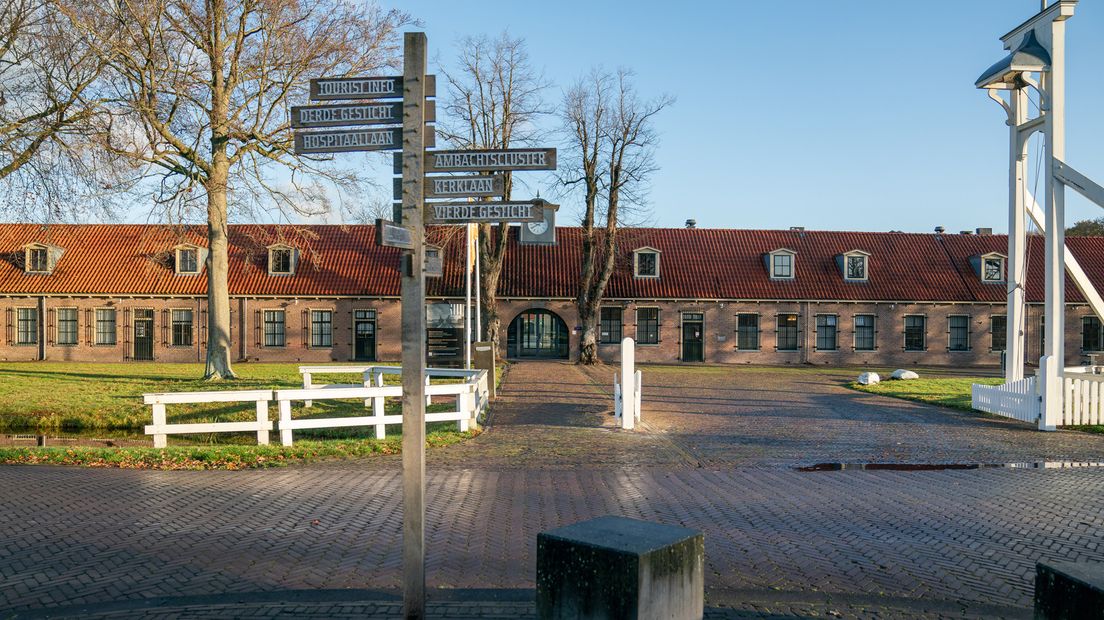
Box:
[354,309,376,361]
[681,312,704,362]
[507,309,569,359]
[133,309,154,361]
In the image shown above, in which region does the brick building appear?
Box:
[1,223,1102,368]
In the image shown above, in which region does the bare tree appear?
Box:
[560,68,671,364]
[59,0,412,379]
[0,0,123,220]
[438,32,549,348]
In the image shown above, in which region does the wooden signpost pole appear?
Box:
[400,32,428,620]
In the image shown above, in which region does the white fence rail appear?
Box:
[144,390,275,448]
[1063,372,1104,426]
[143,368,489,447]
[971,376,1039,425]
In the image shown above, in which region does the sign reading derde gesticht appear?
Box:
[291,101,435,129]
[425,201,545,224]
[309,75,436,101]
[423,148,556,173]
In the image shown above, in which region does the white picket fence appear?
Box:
[143,367,489,447]
[971,376,1040,424]
[1063,372,1104,426]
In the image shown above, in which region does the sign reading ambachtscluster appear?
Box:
[424,149,556,173]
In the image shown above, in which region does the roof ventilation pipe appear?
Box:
[934,226,945,234]
[685,219,696,229]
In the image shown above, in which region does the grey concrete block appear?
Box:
[1035,561,1104,619]
[536,515,704,620]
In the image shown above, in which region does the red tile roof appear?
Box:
[0,223,1100,304]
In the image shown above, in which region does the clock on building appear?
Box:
[520,207,556,245]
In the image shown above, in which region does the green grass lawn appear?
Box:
[847,376,1004,411]
[0,362,493,432]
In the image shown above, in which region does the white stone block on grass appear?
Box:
[891,369,920,380]
[857,372,880,385]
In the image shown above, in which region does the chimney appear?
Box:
[960,230,973,235]
[685,219,697,229]
[790,226,805,231]
[976,227,993,235]
[934,226,945,234]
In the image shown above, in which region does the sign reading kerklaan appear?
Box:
[425,148,556,173]
[393,174,505,200]
[309,75,436,101]
[425,201,544,224]
[291,101,435,129]
[295,127,434,154]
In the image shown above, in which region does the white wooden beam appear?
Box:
[1025,189,1104,323]
[1054,159,1104,209]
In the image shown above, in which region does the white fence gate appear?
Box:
[971,376,1040,424]
[1063,372,1104,426]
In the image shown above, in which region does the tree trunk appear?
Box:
[204,159,236,380]
[478,222,509,348]
[578,311,600,365]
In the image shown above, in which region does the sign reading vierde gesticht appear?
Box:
[425,201,545,224]
[309,75,436,100]
[291,101,435,128]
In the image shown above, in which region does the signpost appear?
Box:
[294,31,556,620]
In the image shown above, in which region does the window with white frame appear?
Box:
[815,314,838,351]
[176,247,199,274]
[311,310,332,347]
[770,251,795,279]
[264,310,286,347]
[948,315,970,352]
[56,308,77,345]
[95,308,116,345]
[635,308,659,344]
[776,313,799,351]
[982,255,1004,282]
[736,314,759,350]
[854,314,876,351]
[1083,316,1104,352]
[844,252,869,281]
[991,315,1007,351]
[904,315,926,351]
[600,307,622,344]
[634,250,659,278]
[270,247,294,275]
[171,309,193,346]
[26,246,49,273]
[16,308,37,344]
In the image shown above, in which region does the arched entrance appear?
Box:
[507,309,569,359]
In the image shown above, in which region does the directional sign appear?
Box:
[375,218,413,249]
[424,200,547,224]
[393,148,556,174]
[294,127,434,154]
[393,174,505,200]
[291,100,435,129]
[425,246,443,278]
[309,75,436,101]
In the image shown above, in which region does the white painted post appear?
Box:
[363,370,372,408]
[635,370,642,422]
[1007,86,1028,382]
[458,391,471,432]
[279,398,293,446]
[255,400,269,445]
[614,374,621,419]
[425,374,432,406]
[374,370,386,440]
[621,337,635,430]
[303,372,313,408]
[151,403,167,448]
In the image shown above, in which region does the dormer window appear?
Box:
[768,249,796,280]
[841,250,871,282]
[27,247,48,272]
[268,245,296,276]
[23,243,62,274]
[633,248,660,278]
[982,255,1004,282]
[177,248,198,274]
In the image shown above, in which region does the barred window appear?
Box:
[777,314,799,351]
[264,310,286,347]
[905,315,926,351]
[815,315,838,351]
[95,309,116,345]
[845,255,867,280]
[17,308,37,344]
[991,315,1007,351]
[635,252,658,277]
[949,315,970,352]
[311,310,332,347]
[854,314,876,351]
[635,308,659,345]
[600,307,622,344]
[171,309,193,346]
[271,248,293,274]
[56,308,77,345]
[736,314,759,350]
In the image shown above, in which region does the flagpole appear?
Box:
[474,226,481,342]
[464,222,472,369]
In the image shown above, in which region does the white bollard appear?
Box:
[635,370,642,422]
[279,399,293,446]
[373,370,386,439]
[303,372,313,408]
[621,337,635,430]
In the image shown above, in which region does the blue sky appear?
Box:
[385,0,1104,234]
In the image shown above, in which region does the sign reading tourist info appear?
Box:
[308,75,436,100]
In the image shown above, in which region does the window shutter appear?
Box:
[84,309,92,345]
[123,308,132,360]
[5,308,11,345]
[161,309,169,346]
[348,310,354,348]
[46,308,55,345]
[254,310,262,347]
[200,308,208,351]
[302,309,309,348]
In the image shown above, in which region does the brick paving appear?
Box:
[4,361,1104,619]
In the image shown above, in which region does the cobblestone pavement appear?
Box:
[4,361,1104,619]
[579,363,1104,467]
